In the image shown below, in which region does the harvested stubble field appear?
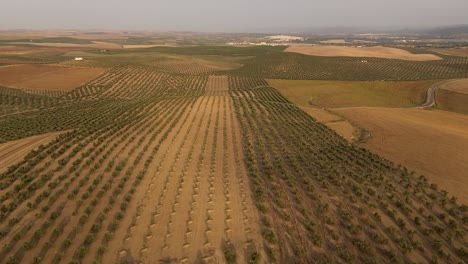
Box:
[0,45,467,264]
[286,45,443,61]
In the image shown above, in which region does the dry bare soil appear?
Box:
[286,45,442,61]
[439,79,468,94]
[299,107,355,141]
[334,107,468,204]
[437,79,468,114]
[0,64,106,90]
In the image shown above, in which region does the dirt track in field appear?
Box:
[286,45,442,61]
[0,131,67,173]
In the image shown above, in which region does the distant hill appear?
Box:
[249,25,468,38]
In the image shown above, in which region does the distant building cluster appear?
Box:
[226,35,303,46]
[267,35,304,42]
[226,42,286,46]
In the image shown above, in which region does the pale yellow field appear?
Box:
[286,45,442,61]
[333,107,468,204]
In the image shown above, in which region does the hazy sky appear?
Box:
[1,0,468,32]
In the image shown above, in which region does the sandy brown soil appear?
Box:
[300,106,355,141]
[436,89,468,115]
[333,107,468,204]
[436,79,468,114]
[286,45,442,61]
[439,79,468,94]
[0,131,67,173]
[0,45,39,55]
[300,107,341,123]
[0,64,106,90]
[324,121,355,141]
[0,59,39,64]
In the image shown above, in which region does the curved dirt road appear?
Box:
[419,82,441,108]
[418,80,457,108]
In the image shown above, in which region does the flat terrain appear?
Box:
[334,107,468,204]
[0,131,67,173]
[0,64,106,90]
[268,79,435,108]
[286,45,442,61]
